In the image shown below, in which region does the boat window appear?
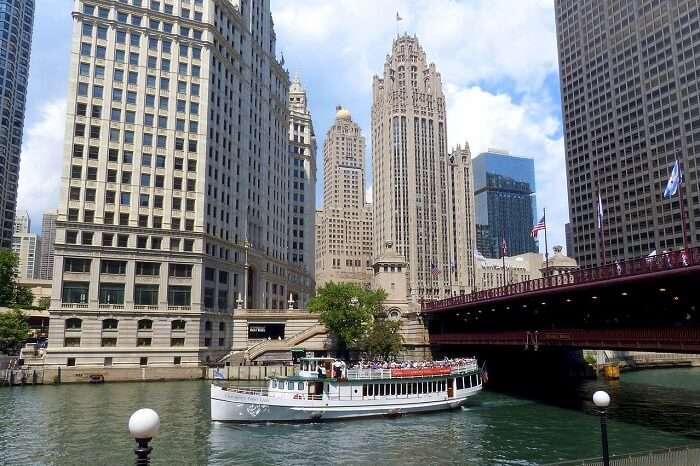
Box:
[413,382,418,394]
[471,374,477,387]
[287,381,293,390]
[381,384,386,396]
[456,377,464,390]
[374,384,379,396]
[424,382,428,393]
[432,381,437,392]
[390,384,395,395]
[363,384,367,397]
[476,374,481,385]
[298,382,304,390]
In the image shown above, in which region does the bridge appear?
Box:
[422,247,700,353]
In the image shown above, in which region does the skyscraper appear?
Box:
[315,106,373,287]
[288,76,316,292]
[39,209,57,280]
[555,0,700,267]
[473,150,537,258]
[372,35,475,300]
[0,0,34,248]
[12,212,40,279]
[47,0,312,368]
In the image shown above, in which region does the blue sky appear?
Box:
[18,0,568,252]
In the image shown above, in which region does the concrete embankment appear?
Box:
[2,364,296,385]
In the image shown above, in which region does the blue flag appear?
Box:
[213,369,225,380]
[663,160,681,198]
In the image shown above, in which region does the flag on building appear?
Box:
[431,263,440,278]
[597,192,604,229]
[396,11,403,21]
[663,160,681,198]
[530,216,546,238]
[213,369,225,380]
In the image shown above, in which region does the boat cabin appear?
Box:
[298,357,345,379]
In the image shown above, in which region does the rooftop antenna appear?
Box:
[396,11,403,38]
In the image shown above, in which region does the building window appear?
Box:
[137,338,151,347]
[64,338,81,348]
[64,258,91,273]
[101,338,117,347]
[134,285,159,305]
[99,284,125,305]
[169,263,192,277]
[140,357,148,366]
[102,319,119,330]
[135,262,160,275]
[170,338,185,347]
[168,286,191,306]
[138,319,153,330]
[67,357,76,366]
[171,320,186,331]
[62,282,89,303]
[174,356,181,365]
[65,318,82,330]
[100,260,126,274]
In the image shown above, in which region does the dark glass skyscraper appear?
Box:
[473,151,537,258]
[0,0,34,248]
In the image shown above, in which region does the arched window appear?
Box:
[102,319,119,330]
[137,319,153,330]
[171,319,186,331]
[66,318,82,330]
[387,309,401,321]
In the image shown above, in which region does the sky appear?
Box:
[18,0,567,252]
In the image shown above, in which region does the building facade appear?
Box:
[315,106,373,288]
[287,76,316,288]
[14,210,31,234]
[39,209,58,280]
[372,35,476,301]
[473,150,537,259]
[12,231,40,279]
[47,0,313,368]
[555,0,700,267]
[0,0,34,248]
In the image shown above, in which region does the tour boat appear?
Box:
[210,357,483,422]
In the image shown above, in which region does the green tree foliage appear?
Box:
[15,286,34,308]
[361,317,404,361]
[0,248,18,307]
[0,308,29,353]
[308,282,387,357]
[38,297,51,310]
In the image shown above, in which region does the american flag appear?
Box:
[431,263,441,278]
[531,216,546,238]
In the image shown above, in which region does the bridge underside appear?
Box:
[427,268,700,353]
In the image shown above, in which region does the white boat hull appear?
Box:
[210,383,481,423]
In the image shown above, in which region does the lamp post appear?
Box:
[592,390,611,466]
[128,408,160,465]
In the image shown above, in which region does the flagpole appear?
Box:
[677,156,689,251]
[543,208,549,273]
[598,189,607,265]
[502,238,506,287]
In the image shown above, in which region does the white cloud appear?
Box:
[16,98,66,230]
[365,185,373,204]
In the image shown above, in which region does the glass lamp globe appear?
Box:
[592,390,611,408]
[128,408,160,439]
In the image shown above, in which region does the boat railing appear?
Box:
[217,385,269,396]
[346,362,478,380]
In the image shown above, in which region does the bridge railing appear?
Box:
[422,247,700,312]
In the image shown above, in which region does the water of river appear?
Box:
[1,368,699,465]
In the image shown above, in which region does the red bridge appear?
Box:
[422,248,700,353]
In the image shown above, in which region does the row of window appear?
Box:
[76,82,200,116]
[65,317,186,330]
[64,258,192,277]
[63,282,191,306]
[362,375,480,398]
[65,356,182,367]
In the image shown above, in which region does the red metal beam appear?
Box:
[430,328,700,353]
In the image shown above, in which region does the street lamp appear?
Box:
[128,408,160,465]
[592,390,611,466]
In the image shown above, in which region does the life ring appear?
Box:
[293,394,303,400]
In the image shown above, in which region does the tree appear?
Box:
[361,317,404,361]
[308,282,387,358]
[0,308,29,353]
[38,296,51,310]
[15,286,34,308]
[0,248,18,307]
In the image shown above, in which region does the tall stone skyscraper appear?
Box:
[372,35,475,300]
[0,0,34,247]
[39,210,58,280]
[555,0,700,267]
[315,106,373,287]
[288,77,316,290]
[47,0,313,368]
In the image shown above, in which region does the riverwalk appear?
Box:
[548,446,700,465]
